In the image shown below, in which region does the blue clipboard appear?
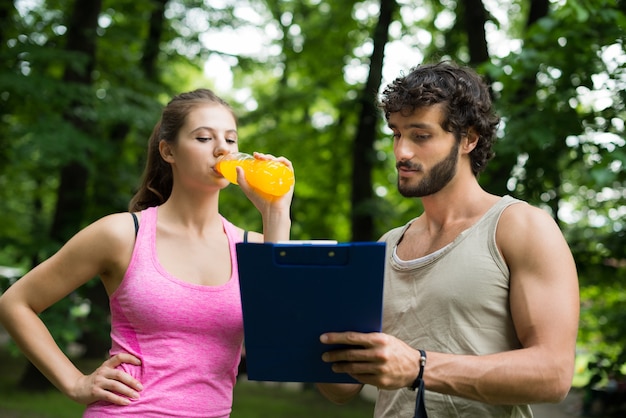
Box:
[236,241,386,383]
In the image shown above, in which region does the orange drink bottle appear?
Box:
[215,152,294,197]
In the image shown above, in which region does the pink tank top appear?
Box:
[84,206,244,417]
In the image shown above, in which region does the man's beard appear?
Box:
[397,141,460,198]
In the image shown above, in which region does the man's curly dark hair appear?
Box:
[379,61,500,175]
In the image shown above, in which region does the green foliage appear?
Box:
[484,0,626,372]
[0,347,375,417]
[0,0,258,365]
[1,0,625,389]
[219,0,369,241]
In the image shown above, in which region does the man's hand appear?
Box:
[320,331,421,390]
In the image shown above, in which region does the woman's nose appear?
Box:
[213,139,230,157]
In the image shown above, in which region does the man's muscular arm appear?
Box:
[319,204,579,404]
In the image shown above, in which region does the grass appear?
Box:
[233,381,373,417]
[0,349,84,418]
[0,348,374,417]
[0,345,596,418]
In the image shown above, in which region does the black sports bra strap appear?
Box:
[243,230,249,243]
[131,212,139,237]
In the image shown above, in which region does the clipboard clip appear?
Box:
[274,243,349,266]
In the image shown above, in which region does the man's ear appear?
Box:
[462,128,479,153]
[159,140,175,163]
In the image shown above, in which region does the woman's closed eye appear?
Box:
[196,137,237,144]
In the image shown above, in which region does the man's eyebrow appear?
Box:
[388,122,436,130]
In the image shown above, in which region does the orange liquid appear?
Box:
[216,158,254,185]
[247,160,295,196]
[216,155,294,196]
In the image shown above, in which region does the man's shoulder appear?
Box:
[497,197,565,247]
[499,196,554,224]
[379,220,415,243]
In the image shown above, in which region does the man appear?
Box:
[317,61,579,417]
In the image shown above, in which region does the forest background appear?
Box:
[0,0,624,391]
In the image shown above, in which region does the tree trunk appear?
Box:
[480,0,551,199]
[82,0,169,359]
[0,1,13,45]
[0,2,16,163]
[19,0,103,392]
[528,0,550,25]
[461,0,490,65]
[350,0,397,241]
[50,0,102,242]
[141,0,168,79]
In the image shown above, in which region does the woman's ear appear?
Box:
[159,140,175,163]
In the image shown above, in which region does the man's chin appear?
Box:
[398,186,423,198]
[398,182,440,198]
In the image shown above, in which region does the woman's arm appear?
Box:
[0,213,143,405]
[236,152,293,243]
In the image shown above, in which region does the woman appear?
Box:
[0,89,293,417]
